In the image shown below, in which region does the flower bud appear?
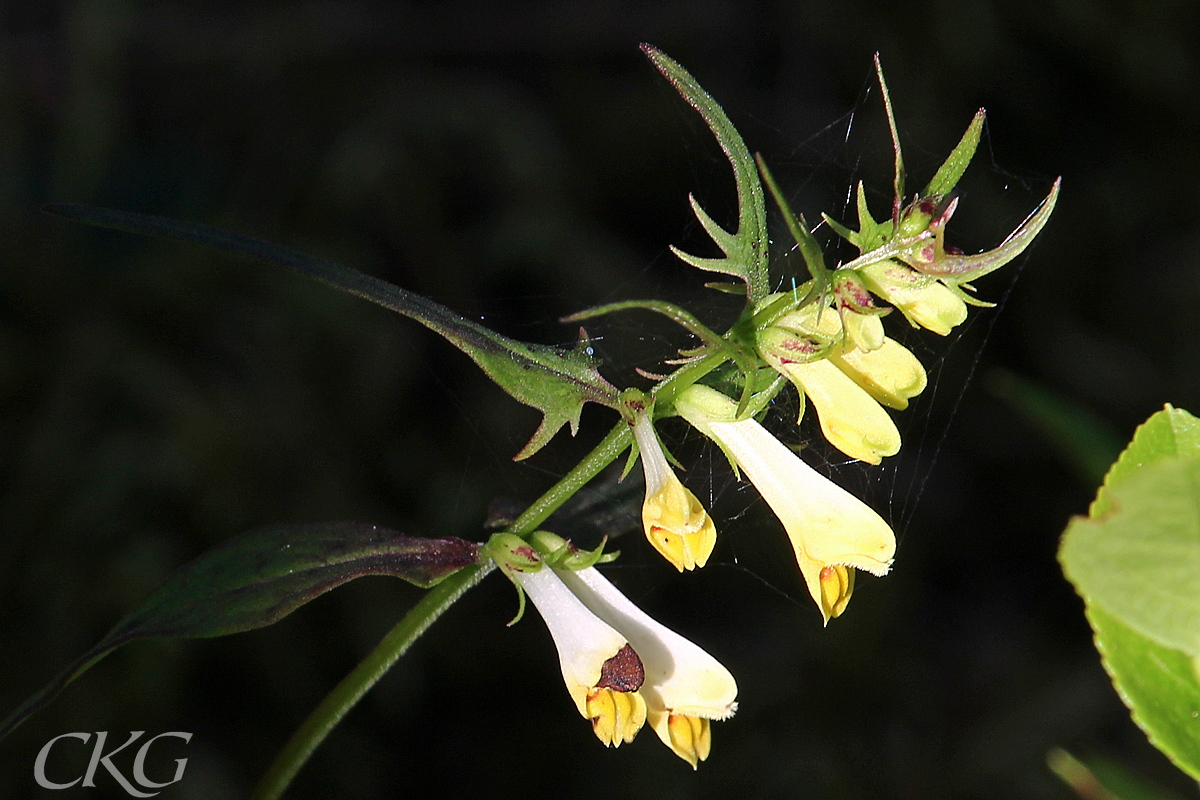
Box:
[756,325,834,365]
[633,413,717,571]
[832,269,887,352]
[485,532,543,574]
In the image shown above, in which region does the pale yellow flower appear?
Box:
[506,549,737,763]
[556,562,737,767]
[858,260,967,336]
[633,412,716,570]
[675,385,896,623]
[760,345,901,464]
[758,301,925,463]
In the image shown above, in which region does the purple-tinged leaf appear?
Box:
[1,523,480,740]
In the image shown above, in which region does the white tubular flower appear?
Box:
[555,564,737,768]
[632,412,717,571]
[510,566,648,747]
[675,384,896,624]
[506,547,737,763]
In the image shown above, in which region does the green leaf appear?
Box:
[1085,605,1200,782]
[43,203,619,460]
[874,54,906,208]
[1092,405,1200,517]
[1062,455,1200,654]
[922,110,986,199]
[1060,406,1200,782]
[642,44,769,302]
[0,523,480,740]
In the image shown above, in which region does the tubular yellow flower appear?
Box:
[510,566,647,746]
[832,336,927,411]
[503,546,737,761]
[632,412,717,571]
[675,385,896,624]
[555,563,738,767]
[803,303,927,410]
[759,299,926,462]
[858,260,967,336]
[762,348,901,464]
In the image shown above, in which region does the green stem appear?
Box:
[249,562,492,800]
[563,299,725,348]
[505,421,634,536]
[651,350,730,408]
[250,421,634,800]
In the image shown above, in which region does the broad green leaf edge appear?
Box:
[1060,405,1200,781]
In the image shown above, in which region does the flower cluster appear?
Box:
[484,50,1059,768]
[622,113,1060,621]
[10,46,1066,795]
[756,290,927,465]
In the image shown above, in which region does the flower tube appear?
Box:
[509,563,648,747]
[674,384,896,623]
[555,563,738,768]
[632,412,717,571]
[757,300,924,464]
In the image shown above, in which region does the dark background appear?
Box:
[2,1,1198,798]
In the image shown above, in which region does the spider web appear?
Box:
[434,67,1053,611]
[532,71,1051,609]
